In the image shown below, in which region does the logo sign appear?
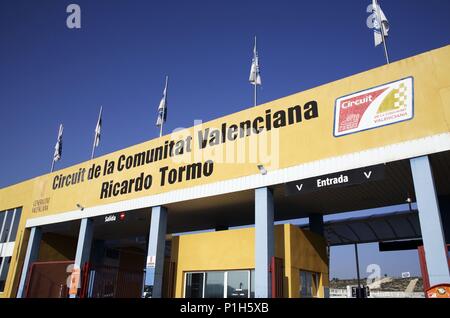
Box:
[104,212,126,223]
[285,164,385,196]
[427,284,450,298]
[334,77,414,137]
[104,215,117,223]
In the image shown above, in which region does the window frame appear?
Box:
[184,269,253,299]
[225,269,251,298]
[183,271,206,298]
[0,207,23,294]
[204,271,225,298]
[299,270,321,298]
[0,210,9,244]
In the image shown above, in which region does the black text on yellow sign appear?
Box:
[51,101,319,200]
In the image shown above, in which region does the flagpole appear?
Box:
[254,82,257,107]
[91,142,96,160]
[91,120,97,159]
[374,0,390,64]
[381,25,390,64]
[253,36,257,107]
[159,76,168,138]
[91,106,102,160]
[51,124,62,172]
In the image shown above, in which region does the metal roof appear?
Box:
[313,210,422,246]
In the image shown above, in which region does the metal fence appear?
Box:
[85,264,144,298]
[25,260,74,298]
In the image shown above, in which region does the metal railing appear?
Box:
[86,264,144,298]
[329,288,424,298]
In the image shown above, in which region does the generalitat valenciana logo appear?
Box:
[334,77,413,137]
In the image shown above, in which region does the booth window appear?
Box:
[184,270,255,298]
[205,271,224,298]
[185,272,204,298]
[0,207,22,293]
[299,270,320,298]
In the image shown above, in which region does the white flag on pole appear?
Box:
[93,106,102,148]
[156,76,168,127]
[249,37,261,86]
[372,0,389,47]
[53,124,63,162]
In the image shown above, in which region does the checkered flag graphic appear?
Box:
[394,83,407,108]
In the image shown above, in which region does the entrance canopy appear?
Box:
[311,210,421,246]
[164,152,450,233]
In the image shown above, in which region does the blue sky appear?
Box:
[1,0,449,279]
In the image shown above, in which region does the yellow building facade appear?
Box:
[1,45,450,298]
[171,224,328,298]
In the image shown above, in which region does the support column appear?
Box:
[17,227,42,298]
[309,214,324,237]
[410,156,450,286]
[255,187,274,298]
[309,214,330,298]
[145,206,167,298]
[70,218,93,298]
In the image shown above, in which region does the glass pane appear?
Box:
[227,270,249,298]
[204,271,224,298]
[250,270,255,298]
[0,211,13,243]
[0,257,12,292]
[314,273,320,296]
[9,208,22,242]
[306,272,312,296]
[185,273,204,298]
[300,271,313,298]
[0,212,5,239]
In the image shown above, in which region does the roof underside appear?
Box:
[41,151,450,244]
[164,151,450,233]
[306,210,421,246]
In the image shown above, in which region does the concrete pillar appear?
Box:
[309,214,330,297]
[70,218,94,298]
[309,214,324,237]
[17,227,42,298]
[145,206,167,298]
[255,187,274,298]
[410,156,450,286]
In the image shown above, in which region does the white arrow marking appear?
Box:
[296,184,303,191]
[364,171,372,179]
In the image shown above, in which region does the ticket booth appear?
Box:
[170,224,329,298]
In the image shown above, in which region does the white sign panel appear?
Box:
[0,242,15,257]
[334,77,414,137]
[401,272,411,278]
[146,255,156,268]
